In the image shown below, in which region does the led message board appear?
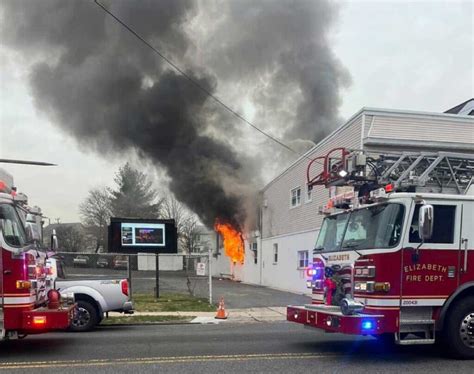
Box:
[108,217,177,253]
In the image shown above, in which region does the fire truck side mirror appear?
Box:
[51,229,59,251]
[418,204,434,241]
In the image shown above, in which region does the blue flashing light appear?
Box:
[314,267,323,279]
[361,320,374,330]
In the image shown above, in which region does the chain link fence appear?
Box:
[56,252,213,303]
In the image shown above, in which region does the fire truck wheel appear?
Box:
[444,297,474,359]
[70,300,99,332]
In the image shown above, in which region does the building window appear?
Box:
[250,242,258,264]
[290,187,301,208]
[195,234,201,243]
[306,185,312,203]
[273,243,278,264]
[298,251,309,269]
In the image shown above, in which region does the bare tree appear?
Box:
[161,196,201,254]
[180,215,200,254]
[56,224,86,253]
[161,196,186,234]
[79,187,111,253]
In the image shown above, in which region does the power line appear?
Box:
[0,159,56,166]
[93,0,300,156]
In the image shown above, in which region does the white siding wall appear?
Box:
[261,230,318,295]
[241,240,262,285]
[365,113,473,145]
[261,115,363,239]
[210,253,231,278]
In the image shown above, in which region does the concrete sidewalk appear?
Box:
[109,306,287,324]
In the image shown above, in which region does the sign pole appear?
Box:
[127,255,133,299]
[155,253,160,298]
[208,247,212,305]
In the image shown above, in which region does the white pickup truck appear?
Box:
[47,257,134,331]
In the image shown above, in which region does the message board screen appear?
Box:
[121,223,165,247]
[108,217,177,253]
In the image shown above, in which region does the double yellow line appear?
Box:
[0,353,335,370]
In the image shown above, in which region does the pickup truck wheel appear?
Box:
[70,300,98,332]
[443,297,474,359]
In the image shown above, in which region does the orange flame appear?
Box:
[214,220,245,264]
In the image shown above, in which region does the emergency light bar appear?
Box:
[0,168,14,193]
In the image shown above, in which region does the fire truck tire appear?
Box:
[70,300,99,332]
[443,297,474,359]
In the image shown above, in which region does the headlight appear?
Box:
[354,281,390,293]
[354,266,376,278]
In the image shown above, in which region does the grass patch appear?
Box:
[102,315,192,325]
[133,293,216,312]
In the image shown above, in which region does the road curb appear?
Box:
[99,321,196,327]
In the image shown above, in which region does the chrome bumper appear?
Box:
[122,301,134,312]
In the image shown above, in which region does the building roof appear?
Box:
[444,98,474,115]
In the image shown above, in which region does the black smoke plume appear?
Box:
[0,0,349,229]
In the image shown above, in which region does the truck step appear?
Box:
[400,319,435,325]
[397,338,435,345]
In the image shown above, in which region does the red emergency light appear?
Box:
[384,183,394,193]
[0,180,9,193]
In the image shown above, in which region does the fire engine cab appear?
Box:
[0,166,75,340]
[287,149,474,359]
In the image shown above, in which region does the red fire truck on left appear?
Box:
[0,166,75,340]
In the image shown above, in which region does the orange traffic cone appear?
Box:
[215,297,228,319]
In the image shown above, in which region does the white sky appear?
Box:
[0,0,472,223]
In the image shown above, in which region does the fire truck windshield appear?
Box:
[0,203,27,248]
[315,203,405,253]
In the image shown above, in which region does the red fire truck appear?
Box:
[287,149,474,359]
[1,165,75,340]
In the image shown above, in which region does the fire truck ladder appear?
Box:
[307,149,474,196]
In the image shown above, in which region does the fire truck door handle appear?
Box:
[3,270,11,275]
[462,238,468,273]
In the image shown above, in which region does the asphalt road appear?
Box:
[64,267,311,308]
[0,322,471,373]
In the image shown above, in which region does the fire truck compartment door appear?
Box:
[401,201,462,307]
[459,201,473,285]
[1,248,3,332]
